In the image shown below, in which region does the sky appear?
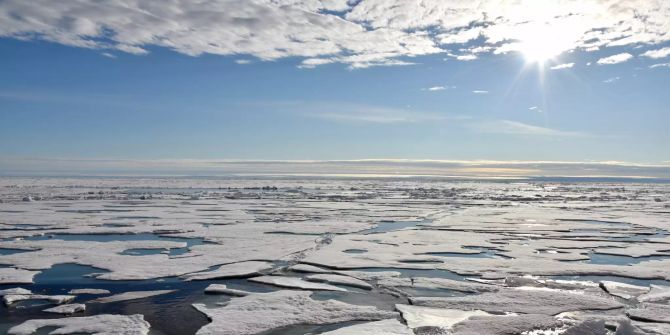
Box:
[0,0,669,176]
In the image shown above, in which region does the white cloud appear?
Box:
[0,1,668,68]
[650,62,670,69]
[528,106,542,112]
[597,53,634,65]
[477,120,585,137]
[640,47,670,59]
[472,90,489,94]
[455,54,477,61]
[101,52,116,59]
[550,62,574,70]
[299,58,335,69]
[115,44,149,55]
[437,27,482,44]
[423,86,451,91]
[235,59,252,65]
[603,76,620,83]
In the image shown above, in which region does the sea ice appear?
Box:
[249,275,348,291]
[4,294,75,306]
[43,303,86,314]
[7,314,151,335]
[379,276,497,293]
[193,290,397,335]
[637,284,670,303]
[0,287,31,296]
[182,261,275,280]
[68,288,112,295]
[410,288,623,315]
[395,304,491,329]
[319,319,413,335]
[627,303,670,323]
[92,290,175,303]
[449,314,564,335]
[0,268,38,284]
[204,284,250,296]
[306,273,372,290]
[599,281,650,300]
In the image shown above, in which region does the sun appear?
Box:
[519,37,562,64]
[517,22,576,65]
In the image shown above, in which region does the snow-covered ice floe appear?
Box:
[7,314,151,335]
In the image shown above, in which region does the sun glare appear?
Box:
[517,22,576,65]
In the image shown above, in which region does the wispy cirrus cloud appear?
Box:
[274,101,468,124]
[0,1,668,68]
[472,90,489,94]
[475,120,586,137]
[603,76,620,83]
[597,53,634,65]
[649,62,670,69]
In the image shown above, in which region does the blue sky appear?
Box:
[0,0,669,174]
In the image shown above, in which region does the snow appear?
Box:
[306,274,372,290]
[204,284,250,296]
[637,284,670,303]
[193,290,397,335]
[599,281,650,300]
[396,304,492,329]
[69,288,111,295]
[627,303,670,323]
[8,314,151,335]
[249,275,348,291]
[4,294,75,306]
[410,288,623,315]
[43,303,86,314]
[0,268,38,284]
[0,287,32,296]
[319,319,413,334]
[182,261,275,281]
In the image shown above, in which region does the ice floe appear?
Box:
[182,261,275,281]
[627,303,670,323]
[410,288,623,315]
[599,281,650,300]
[395,304,492,329]
[7,314,151,335]
[192,290,397,335]
[68,288,111,295]
[249,275,348,291]
[450,314,563,335]
[92,290,175,303]
[204,284,250,296]
[0,267,38,284]
[637,284,670,303]
[319,319,413,335]
[43,303,86,314]
[4,293,75,306]
[306,273,373,290]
